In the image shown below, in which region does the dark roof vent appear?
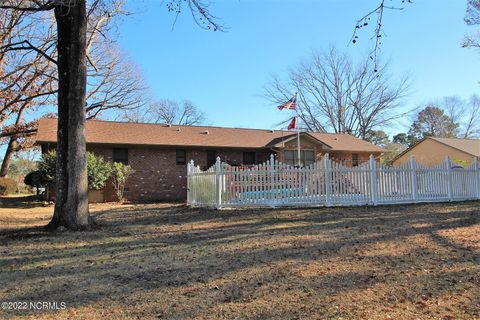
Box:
[269,130,274,133]
[177,128,181,132]
[166,124,172,127]
[201,130,209,135]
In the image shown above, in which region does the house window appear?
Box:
[284,150,295,165]
[284,150,315,166]
[113,148,128,165]
[305,150,315,166]
[243,152,256,165]
[352,153,359,167]
[176,149,186,165]
[207,150,216,168]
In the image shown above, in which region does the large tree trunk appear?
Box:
[47,0,89,230]
[0,102,28,178]
[0,137,18,177]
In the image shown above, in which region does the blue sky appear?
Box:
[114,0,479,136]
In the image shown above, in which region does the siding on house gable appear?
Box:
[393,138,476,167]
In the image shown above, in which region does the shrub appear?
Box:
[38,150,57,185]
[38,151,113,190]
[9,158,38,177]
[6,156,39,194]
[0,177,18,195]
[111,162,134,203]
[24,171,48,195]
[87,153,113,190]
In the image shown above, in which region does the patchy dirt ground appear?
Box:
[0,196,479,319]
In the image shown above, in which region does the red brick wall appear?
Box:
[86,146,188,202]
[329,151,379,167]
[87,146,272,202]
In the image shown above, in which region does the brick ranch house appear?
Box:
[36,118,384,202]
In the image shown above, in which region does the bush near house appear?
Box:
[37,150,57,185]
[24,171,48,195]
[28,151,133,202]
[9,158,38,177]
[35,150,113,191]
[0,177,18,195]
[110,162,134,203]
[1,158,39,194]
[87,152,113,190]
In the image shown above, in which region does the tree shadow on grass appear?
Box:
[0,201,478,318]
[0,195,45,209]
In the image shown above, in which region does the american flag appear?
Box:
[277,95,297,110]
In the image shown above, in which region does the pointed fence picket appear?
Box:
[186,154,480,208]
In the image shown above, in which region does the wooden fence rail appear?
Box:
[187,154,480,208]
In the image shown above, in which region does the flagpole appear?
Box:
[277,92,300,166]
[295,92,301,166]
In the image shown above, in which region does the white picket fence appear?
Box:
[187,154,480,208]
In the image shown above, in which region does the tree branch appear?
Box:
[0,40,57,64]
[350,0,410,69]
[0,1,55,12]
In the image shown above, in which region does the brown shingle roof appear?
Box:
[429,137,480,157]
[35,118,384,153]
[308,132,385,152]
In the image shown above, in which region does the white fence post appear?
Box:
[215,156,222,208]
[410,156,418,202]
[446,157,453,201]
[369,155,378,205]
[474,157,480,200]
[323,154,332,206]
[187,160,193,205]
[269,154,276,207]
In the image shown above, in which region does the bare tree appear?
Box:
[463,95,480,138]
[465,0,480,25]
[121,99,206,125]
[0,2,146,178]
[441,96,465,125]
[0,10,57,128]
[0,9,57,177]
[440,95,480,138]
[463,1,480,50]
[264,47,409,139]
[85,40,146,119]
[462,31,480,49]
[83,0,147,118]
[0,0,221,230]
